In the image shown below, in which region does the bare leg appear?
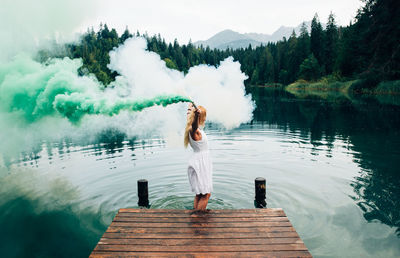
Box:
[198,193,211,211]
[198,195,206,211]
[204,193,211,209]
[194,195,201,210]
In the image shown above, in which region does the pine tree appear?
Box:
[297,22,311,64]
[310,14,324,72]
[287,31,300,82]
[325,13,338,74]
[299,54,321,81]
[121,27,132,42]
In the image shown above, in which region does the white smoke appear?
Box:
[184,57,254,128]
[108,37,255,129]
[0,36,254,158]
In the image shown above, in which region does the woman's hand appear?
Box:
[187,103,194,116]
[187,103,201,117]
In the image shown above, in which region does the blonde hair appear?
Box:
[184,105,206,148]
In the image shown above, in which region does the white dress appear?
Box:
[187,129,213,194]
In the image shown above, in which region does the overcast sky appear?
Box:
[78,0,363,43]
[1,0,364,57]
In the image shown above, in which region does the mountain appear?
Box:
[194,21,322,50]
[214,38,263,50]
[194,30,251,49]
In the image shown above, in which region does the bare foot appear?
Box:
[190,210,200,215]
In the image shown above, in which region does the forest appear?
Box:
[38,0,399,92]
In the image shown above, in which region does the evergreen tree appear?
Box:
[299,54,321,81]
[287,31,300,82]
[352,0,400,80]
[297,22,311,62]
[121,27,132,42]
[310,14,324,72]
[325,13,338,74]
[40,0,398,89]
[279,69,289,85]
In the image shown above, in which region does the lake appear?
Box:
[0,87,399,257]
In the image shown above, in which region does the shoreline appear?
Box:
[250,79,400,106]
[252,79,400,96]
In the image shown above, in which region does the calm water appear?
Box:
[1,88,400,257]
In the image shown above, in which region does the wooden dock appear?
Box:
[90,208,311,257]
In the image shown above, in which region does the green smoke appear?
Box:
[54,94,192,122]
[0,54,191,123]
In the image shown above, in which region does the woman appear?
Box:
[184,103,213,211]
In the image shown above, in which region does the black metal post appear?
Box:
[138,179,149,207]
[254,177,266,208]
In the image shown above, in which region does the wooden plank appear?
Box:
[90,251,312,257]
[110,221,293,228]
[98,237,304,246]
[102,231,301,239]
[117,212,286,218]
[105,226,296,234]
[118,208,284,214]
[90,209,311,257]
[113,216,290,222]
[94,244,308,252]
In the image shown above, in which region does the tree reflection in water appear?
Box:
[249,87,400,236]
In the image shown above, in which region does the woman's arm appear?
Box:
[190,108,202,141]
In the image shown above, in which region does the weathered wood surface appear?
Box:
[90,208,311,257]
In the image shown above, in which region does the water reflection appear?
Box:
[5,128,149,167]
[349,134,400,237]
[250,87,400,236]
[1,87,399,256]
[0,170,109,257]
[8,87,399,238]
